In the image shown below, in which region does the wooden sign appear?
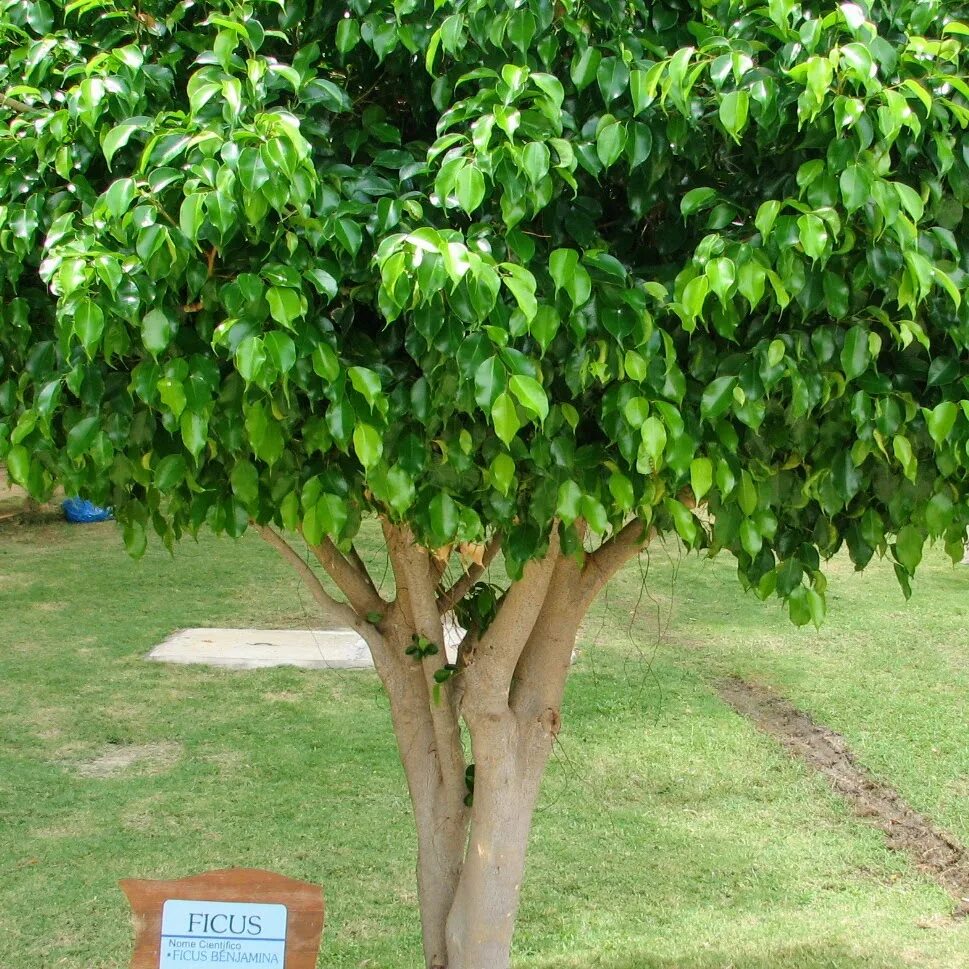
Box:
[120,868,324,968]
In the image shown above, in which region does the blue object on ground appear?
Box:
[62,498,113,523]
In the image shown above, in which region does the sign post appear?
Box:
[121,869,324,968]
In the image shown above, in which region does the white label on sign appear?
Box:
[159,899,287,967]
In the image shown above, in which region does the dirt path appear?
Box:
[719,676,969,916]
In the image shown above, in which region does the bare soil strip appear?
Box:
[719,676,969,916]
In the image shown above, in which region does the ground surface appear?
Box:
[0,518,967,968]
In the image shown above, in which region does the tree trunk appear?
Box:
[443,712,554,969]
[259,518,648,969]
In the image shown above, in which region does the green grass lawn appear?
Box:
[0,519,967,968]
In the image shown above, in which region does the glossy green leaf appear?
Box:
[925,401,958,445]
[509,375,548,421]
[455,164,486,213]
[142,309,176,356]
[74,300,105,353]
[353,423,383,468]
[718,90,749,139]
[690,457,713,501]
[492,392,521,445]
[840,326,869,380]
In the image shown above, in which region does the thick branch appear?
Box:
[462,531,561,714]
[436,533,502,614]
[510,552,584,721]
[304,532,386,616]
[383,521,467,794]
[580,517,655,605]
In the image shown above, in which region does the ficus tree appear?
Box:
[2,0,968,964]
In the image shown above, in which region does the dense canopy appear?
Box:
[1,0,968,621]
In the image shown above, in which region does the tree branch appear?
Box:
[580,517,655,605]
[255,524,381,643]
[303,532,386,617]
[383,520,467,793]
[436,533,502,614]
[0,93,39,114]
[462,530,561,714]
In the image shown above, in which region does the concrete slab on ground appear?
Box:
[149,623,463,670]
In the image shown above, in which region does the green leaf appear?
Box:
[624,350,648,381]
[5,445,30,486]
[235,337,266,384]
[701,376,736,421]
[596,121,626,167]
[142,309,176,356]
[490,452,515,496]
[556,481,583,523]
[549,248,578,293]
[737,472,758,516]
[840,164,871,213]
[630,66,661,114]
[706,258,736,301]
[492,392,521,445]
[894,524,924,574]
[455,164,486,213]
[640,416,667,469]
[180,412,208,459]
[74,300,105,353]
[893,434,917,482]
[429,492,459,542]
[179,193,206,241]
[624,396,650,428]
[385,465,415,514]
[797,214,828,260]
[740,519,762,557]
[230,460,260,504]
[580,494,609,534]
[840,326,869,380]
[718,90,749,139]
[105,178,137,219]
[335,17,361,53]
[474,356,506,410]
[101,122,141,168]
[154,454,187,492]
[334,218,363,256]
[312,344,340,383]
[265,332,297,374]
[609,472,634,511]
[348,366,382,407]
[680,187,717,217]
[509,375,548,421]
[755,200,781,239]
[305,493,349,543]
[665,498,698,545]
[893,181,924,222]
[353,423,383,468]
[597,57,629,103]
[690,457,713,501]
[823,273,850,319]
[267,287,302,328]
[501,265,537,321]
[925,401,957,445]
[521,142,550,185]
[570,47,601,91]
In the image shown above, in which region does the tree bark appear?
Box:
[443,708,559,969]
[380,625,470,969]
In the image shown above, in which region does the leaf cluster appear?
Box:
[1,0,968,618]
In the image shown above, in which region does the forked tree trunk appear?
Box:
[258,517,650,969]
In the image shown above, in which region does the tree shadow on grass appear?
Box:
[528,944,915,969]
